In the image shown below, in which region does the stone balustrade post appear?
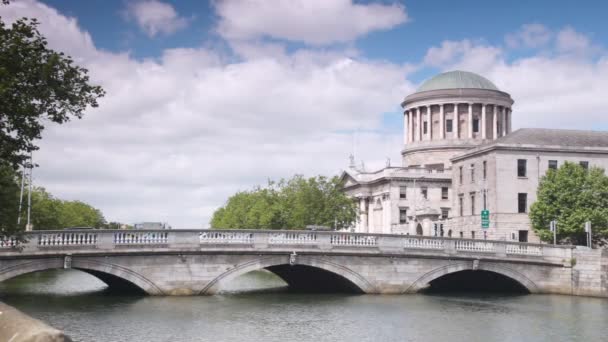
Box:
[495,242,507,258]
[21,233,39,253]
[169,231,200,249]
[253,232,269,249]
[317,233,332,250]
[97,231,115,250]
[378,235,403,253]
[444,239,457,255]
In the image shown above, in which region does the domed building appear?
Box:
[342,70,608,242]
[402,70,514,169]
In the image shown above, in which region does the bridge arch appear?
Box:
[406,262,539,294]
[0,257,164,295]
[201,255,376,295]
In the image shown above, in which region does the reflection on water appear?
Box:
[1,270,608,342]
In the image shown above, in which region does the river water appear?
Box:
[1,269,607,342]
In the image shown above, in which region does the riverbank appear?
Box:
[0,301,71,342]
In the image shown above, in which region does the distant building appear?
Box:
[133,222,171,230]
[342,70,608,242]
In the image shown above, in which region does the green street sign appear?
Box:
[481,210,490,229]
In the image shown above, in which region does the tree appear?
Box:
[211,175,357,230]
[0,161,21,240]
[530,162,608,245]
[0,16,105,169]
[27,187,106,230]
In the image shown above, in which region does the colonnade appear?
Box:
[403,103,511,144]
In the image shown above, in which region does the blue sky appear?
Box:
[1,0,607,226]
[41,0,608,77]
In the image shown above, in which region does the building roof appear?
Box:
[493,128,608,148]
[417,70,499,92]
[452,128,608,161]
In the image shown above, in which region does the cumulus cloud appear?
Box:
[214,0,408,45]
[0,0,411,227]
[125,0,189,37]
[422,25,608,130]
[505,23,552,49]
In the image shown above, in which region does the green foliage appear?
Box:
[0,17,105,168]
[211,175,357,230]
[27,187,106,230]
[0,162,21,240]
[530,162,608,245]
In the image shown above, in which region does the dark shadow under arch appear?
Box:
[407,262,538,294]
[421,270,530,294]
[265,264,364,293]
[0,258,162,295]
[201,255,375,295]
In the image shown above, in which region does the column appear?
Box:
[360,198,368,233]
[403,111,408,144]
[416,107,421,141]
[407,110,412,143]
[502,107,507,136]
[492,105,498,139]
[454,103,459,138]
[439,104,445,139]
[467,103,473,139]
[481,104,487,139]
[427,106,432,141]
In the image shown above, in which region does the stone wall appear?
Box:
[571,248,608,297]
[0,302,71,342]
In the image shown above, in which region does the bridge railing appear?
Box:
[1,229,572,263]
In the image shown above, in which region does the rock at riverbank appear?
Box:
[0,302,72,342]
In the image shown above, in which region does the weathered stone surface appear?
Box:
[0,302,71,342]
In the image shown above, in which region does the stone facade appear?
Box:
[342,70,608,242]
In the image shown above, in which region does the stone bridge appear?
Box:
[0,230,606,297]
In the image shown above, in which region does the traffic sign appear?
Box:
[481,210,490,229]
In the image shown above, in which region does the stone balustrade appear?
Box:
[0,229,570,263]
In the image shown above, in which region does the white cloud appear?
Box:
[214,0,408,45]
[423,25,608,130]
[0,0,411,228]
[125,0,189,37]
[505,23,552,49]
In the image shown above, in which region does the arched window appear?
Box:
[416,223,423,235]
[448,229,453,238]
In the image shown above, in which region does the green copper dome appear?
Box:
[417,70,499,92]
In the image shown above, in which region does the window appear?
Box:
[471,231,476,239]
[473,118,479,133]
[459,195,464,216]
[399,208,407,224]
[518,193,527,213]
[483,161,487,179]
[483,192,487,210]
[441,187,448,200]
[441,208,449,219]
[470,163,475,183]
[423,121,428,134]
[459,166,463,184]
[459,231,464,238]
[421,187,428,199]
[580,161,589,170]
[399,186,407,199]
[446,119,453,133]
[517,159,527,177]
[470,193,476,216]
[548,160,558,170]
